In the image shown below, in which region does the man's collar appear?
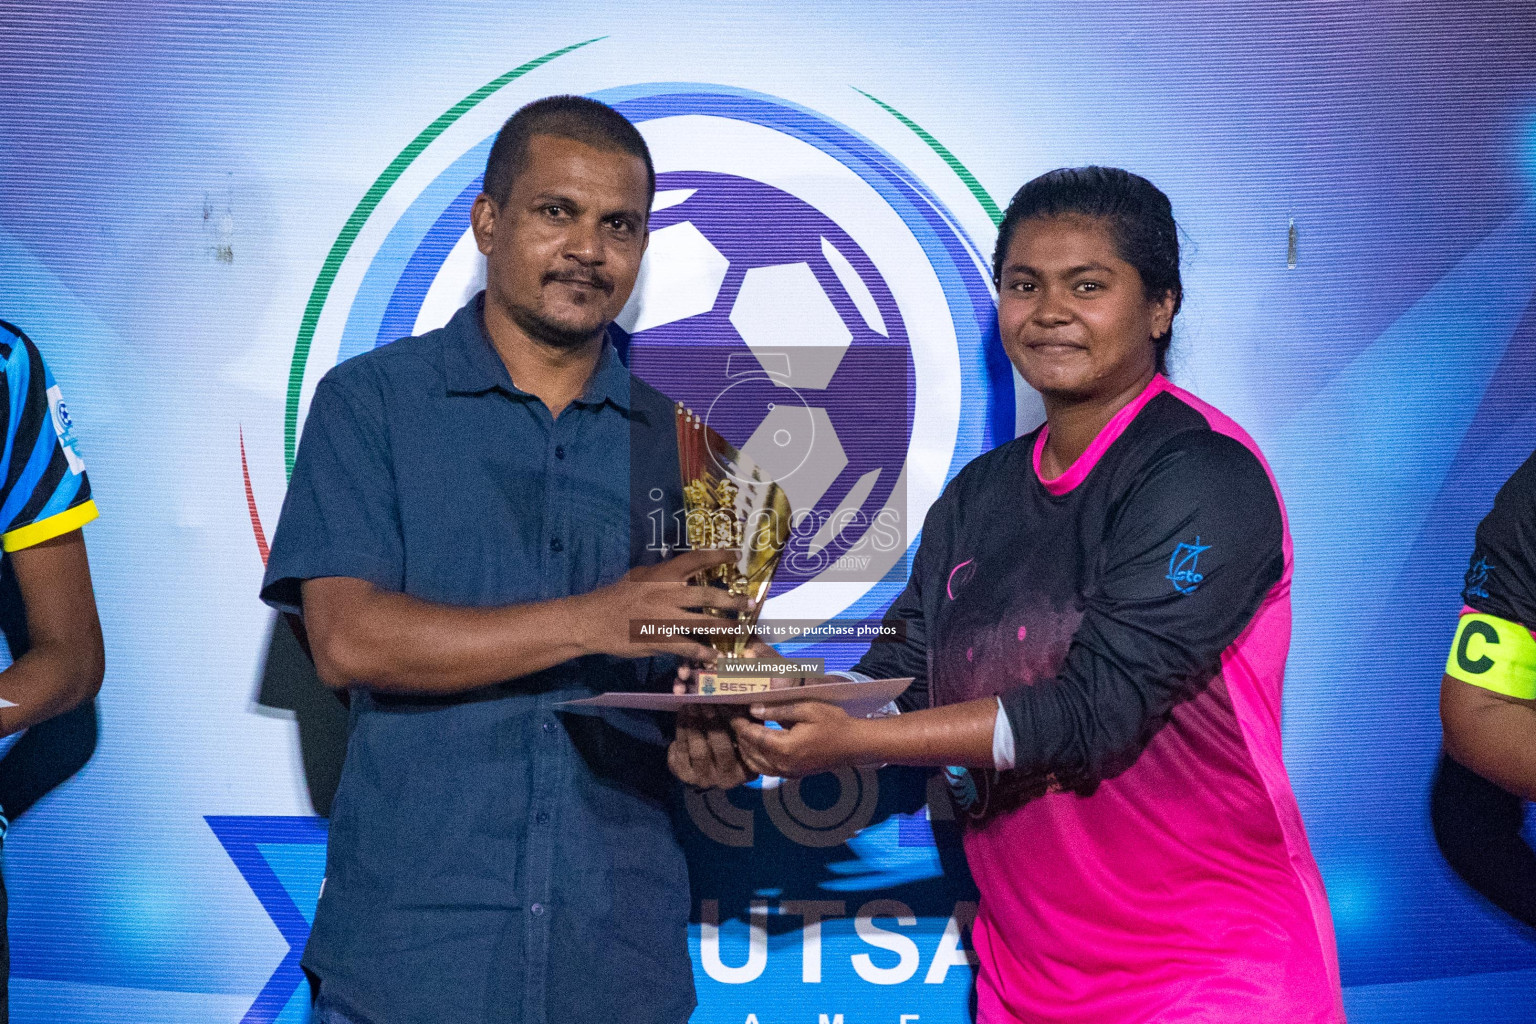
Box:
[572,336,633,412]
[443,292,631,412]
[442,293,518,395]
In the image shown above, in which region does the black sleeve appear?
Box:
[852,570,930,712]
[1463,448,1536,629]
[1000,431,1285,783]
[1430,751,1536,929]
[851,485,954,712]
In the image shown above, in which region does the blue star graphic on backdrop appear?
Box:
[206,816,330,1024]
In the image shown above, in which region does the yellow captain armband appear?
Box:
[1445,612,1536,700]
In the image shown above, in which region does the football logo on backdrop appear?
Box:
[617,165,908,594]
[278,79,1008,630]
[602,87,1007,625]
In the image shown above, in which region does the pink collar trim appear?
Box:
[1032,375,1170,495]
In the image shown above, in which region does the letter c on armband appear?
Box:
[1445,612,1536,700]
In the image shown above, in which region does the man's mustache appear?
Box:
[544,269,613,293]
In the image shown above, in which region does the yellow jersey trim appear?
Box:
[1,499,99,553]
[1446,611,1536,701]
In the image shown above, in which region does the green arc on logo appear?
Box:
[284,41,998,478]
[854,88,1004,228]
[283,37,605,473]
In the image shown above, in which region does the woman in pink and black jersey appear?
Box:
[720,168,1345,1022]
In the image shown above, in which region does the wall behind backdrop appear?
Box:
[2,2,1535,1021]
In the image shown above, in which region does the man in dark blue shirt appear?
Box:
[261,96,744,1024]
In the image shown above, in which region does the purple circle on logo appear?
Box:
[627,171,914,593]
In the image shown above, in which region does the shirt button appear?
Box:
[550,537,564,553]
[536,811,550,824]
[531,903,546,916]
[555,445,565,460]
[542,721,555,734]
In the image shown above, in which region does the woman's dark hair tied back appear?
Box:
[993,166,1183,375]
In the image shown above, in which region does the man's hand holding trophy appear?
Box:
[669,400,806,694]
[567,402,911,788]
[667,400,805,789]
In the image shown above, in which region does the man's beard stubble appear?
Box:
[504,271,617,351]
[507,302,607,351]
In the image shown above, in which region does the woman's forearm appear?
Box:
[856,697,999,769]
[737,695,1000,778]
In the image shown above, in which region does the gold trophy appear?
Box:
[676,401,793,696]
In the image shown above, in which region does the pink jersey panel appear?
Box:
[1163,381,1343,1008]
[1032,376,1171,495]
[970,377,1344,1023]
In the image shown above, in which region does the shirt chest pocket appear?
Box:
[399,446,634,605]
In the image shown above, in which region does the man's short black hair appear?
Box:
[482,95,655,207]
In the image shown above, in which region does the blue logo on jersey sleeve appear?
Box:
[1464,555,1492,600]
[1166,537,1210,595]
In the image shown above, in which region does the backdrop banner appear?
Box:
[2,4,1535,1022]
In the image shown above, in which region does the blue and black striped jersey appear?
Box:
[0,321,96,552]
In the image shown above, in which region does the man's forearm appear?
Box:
[302,550,739,695]
[303,578,594,695]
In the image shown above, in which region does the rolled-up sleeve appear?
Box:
[260,370,404,615]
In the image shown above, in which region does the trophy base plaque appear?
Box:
[694,674,777,697]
